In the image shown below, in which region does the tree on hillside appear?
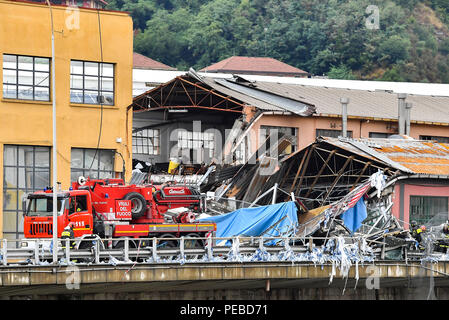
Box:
[108,0,449,83]
[327,64,356,80]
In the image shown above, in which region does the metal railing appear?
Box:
[0,235,433,267]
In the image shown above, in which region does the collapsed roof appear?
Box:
[320,136,449,177]
[130,70,316,117]
[131,70,449,127]
[225,136,449,212]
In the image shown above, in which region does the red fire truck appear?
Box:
[21,177,216,250]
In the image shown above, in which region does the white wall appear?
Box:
[132,68,449,97]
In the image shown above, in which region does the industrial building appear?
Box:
[131,70,449,168]
[0,0,133,242]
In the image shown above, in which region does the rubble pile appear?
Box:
[130,136,449,266]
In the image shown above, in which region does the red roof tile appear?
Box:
[200,56,309,77]
[133,52,177,70]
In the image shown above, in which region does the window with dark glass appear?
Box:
[369,132,390,138]
[70,60,114,105]
[409,196,448,226]
[71,148,115,181]
[419,135,449,143]
[69,195,88,214]
[2,54,50,101]
[316,129,353,138]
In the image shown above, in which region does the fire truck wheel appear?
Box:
[184,233,204,260]
[159,234,177,247]
[78,241,96,263]
[114,240,146,262]
[123,192,146,219]
[156,234,177,261]
[114,239,137,249]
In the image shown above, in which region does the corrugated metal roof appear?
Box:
[245,82,449,124]
[321,137,449,175]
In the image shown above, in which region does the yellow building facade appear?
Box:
[0,0,133,241]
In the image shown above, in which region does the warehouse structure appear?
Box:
[131,70,449,168]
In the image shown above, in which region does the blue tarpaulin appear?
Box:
[199,201,298,245]
[340,198,367,234]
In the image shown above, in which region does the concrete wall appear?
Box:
[0,262,447,300]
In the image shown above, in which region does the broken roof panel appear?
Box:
[212,78,315,116]
[198,76,284,112]
[190,70,316,115]
[321,137,449,176]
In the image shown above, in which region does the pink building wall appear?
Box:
[391,182,449,229]
[248,114,449,153]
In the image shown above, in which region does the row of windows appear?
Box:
[420,135,449,143]
[132,129,217,157]
[178,131,215,158]
[410,196,448,226]
[2,54,114,105]
[131,128,449,157]
[70,60,114,105]
[316,129,353,138]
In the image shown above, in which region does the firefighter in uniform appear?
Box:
[410,220,426,250]
[61,223,75,250]
[435,222,449,253]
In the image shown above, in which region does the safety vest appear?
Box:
[61,230,73,238]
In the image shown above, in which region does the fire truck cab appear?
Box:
[23,189,96,239]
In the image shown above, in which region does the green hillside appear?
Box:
[107,0,449,82]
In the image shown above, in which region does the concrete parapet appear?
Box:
[0,261,447,299]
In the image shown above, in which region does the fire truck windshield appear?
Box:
[26,197,67,217]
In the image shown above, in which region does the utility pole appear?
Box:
[46,0,58,264]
